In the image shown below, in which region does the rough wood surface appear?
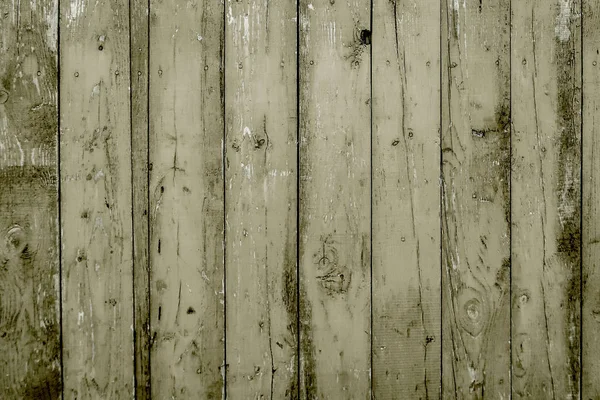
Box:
[59,0,135,397]
[224,0,298,398]
[441,0,512,397]
[371,0,441,398]
[511,0,581,398]
[583,0,600,397]
[148,0,225,398]
[298,1,371,398]
[5,2,600,398]
[130,0,151,397]
[0,1,61,397]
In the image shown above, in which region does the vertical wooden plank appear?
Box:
[511,0,581,397]
[148,0,225,397]
[371,0,441,398]
[131,0,151,397]
[0,0,61,397]
[441,0,511,397]
[298,1,371,398]
[583,0,600,397]
[224,0,298,398]
[60,0,134,397]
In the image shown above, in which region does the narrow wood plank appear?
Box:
[148,0,225,397]
[224,0,298,398]
[60,0,135,397]
[0,0,61,397]
[131,0,151,397]
[371,0,441,398]
[511,0,581,397]
[441,0,511,397]
[298,1,371,398]
[583,0,600,397]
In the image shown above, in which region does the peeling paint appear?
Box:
[555,0,572,42]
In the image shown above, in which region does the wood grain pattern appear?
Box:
[4,3,600,398]
[148,0,225,398]
[59,0,135,397]
[298,1,371,398]
[0,0,61,397]
[130,0,151,397]
[511,0,581,397]
[583,0,600,397]
[441,0,512,397]
[371,0,441,398]
[224,0,298,398]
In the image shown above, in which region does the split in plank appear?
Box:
[441,0,512,397]
[372,0,442,398]
[511,0,581,397]
[148,0,225,397]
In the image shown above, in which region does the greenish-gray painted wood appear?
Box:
[60,0,135,397]
[224,0,298,398]
[1,0,596,398]
[442,0,511,397]
[512,0,581,398]
[372,0,441,398]
[0,0,61,397]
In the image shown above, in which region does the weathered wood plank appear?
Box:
[511,0,581,397]
[441,0,511,397]
[59,0,135,397]
[224,0,298,398]
[371,0,441,398]
[0,2,60,397]
[583,0,600,397]
[148,0,225,397]
[131,0,151,397]
[298,1,371,398]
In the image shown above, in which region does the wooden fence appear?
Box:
[0,0,598,398]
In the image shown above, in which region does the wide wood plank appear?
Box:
[441,0,511,397]
[298,1,371,398]
[59,0,135,397]
[148,0,225,397]
[371,0,441,398]
[0,0,61,397]
[583,0,600,397]
[224,0,298,398]
[131,0,151,397]
[511,0,581,397]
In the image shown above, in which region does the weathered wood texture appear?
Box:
[148,0,225,398]
[0,0,61,397]
[372,0,441,398]
[224,0,298,398]
[512,0,581,398]
[130,0,151,397]
[583,0,600,398]
[441,0,512,397]
[5,2,600,399]
[59,0,135,397]
[298,1,371,398]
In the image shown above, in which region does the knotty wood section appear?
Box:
[0,0,61,397]
[60,0,135,397]
[372,0,441,398]
[224,0,298,398]
[441,0,511,397]
[130,0,151,397]
[298,1,371,398]
[583,0,600,397]
[512,0,581,397]
[148,0,225,397]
